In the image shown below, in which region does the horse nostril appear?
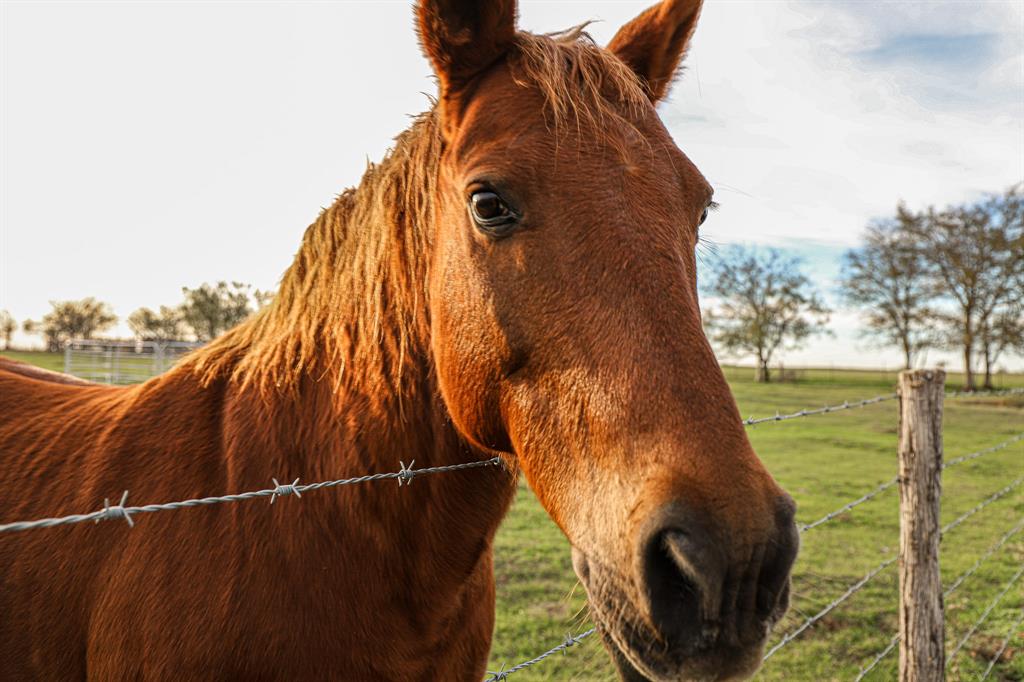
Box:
[640,525,725,652]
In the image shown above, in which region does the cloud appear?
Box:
[656,0,1022,256]
[2,1,1020,369]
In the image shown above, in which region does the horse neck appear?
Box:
[214,302,517,590]
[186,116,517,573]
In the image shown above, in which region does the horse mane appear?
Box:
[180,28,648,402]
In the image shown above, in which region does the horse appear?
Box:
[0,1,798,679]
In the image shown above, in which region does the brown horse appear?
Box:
[0,1,797,679]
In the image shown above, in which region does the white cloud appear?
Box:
[1,1,1021,369]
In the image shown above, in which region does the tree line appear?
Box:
[2,282,272,352]
[700,183,1023,387]
[3,185,1021,389]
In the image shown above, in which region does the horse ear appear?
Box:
[417,0,517,129]
[607,0,703,103]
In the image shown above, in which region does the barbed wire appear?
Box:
[762,555,897,661]
[743,394,897,427]
[484,628,596,681]
[946,564,1024,666]
[980,607,1024,681]
[944,432,1024,469]
[799,432,1023,535]
[798,477,898,534]
[941,475,1024,537]
[854,515,1024,680]
[743,386,1023,430]
[943,517,1024,598]
[853,633,899,682]
[774,475,1022,665]
[0,457,505,533]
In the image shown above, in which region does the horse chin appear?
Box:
[574,550,770,682]
[601,626,765,682]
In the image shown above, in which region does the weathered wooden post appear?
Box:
[898,369,945,682]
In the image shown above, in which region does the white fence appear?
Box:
[63,339,201,385]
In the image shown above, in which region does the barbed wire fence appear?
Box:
[1,381,1022,680]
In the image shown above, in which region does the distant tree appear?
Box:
[0,310,15,350]
[180,281,255,342]
[23,298,116,352]
[977,304,1024,389]
[839,219,938,369]
[253,289,276,310]
[127,306,187,342]
[702,247,831,383]
[905,184,1024,390]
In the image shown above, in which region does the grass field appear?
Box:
[1,349,65,373]
[3,352,1022,680]
[489,368,1024,681]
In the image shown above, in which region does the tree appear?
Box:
[23,298,117,352]
[128,306,187,342]
[701,247,831,383]
[977,304,1024,389]
[179,281,255,342]
[839,219,938,369]
[253,289,276,310]
[905,184,1024,390]
[0,310,15,350]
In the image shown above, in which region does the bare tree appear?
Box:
[128,306,187,342]
[840,219,937,369]
[906,184,1024,390]
[977,304,1024,389]
[702,247,831,382]
[23,298,117,352]
[0,310,15,350]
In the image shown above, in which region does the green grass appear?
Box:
[1,349,66,373]
[489,368,1024,681]
[1,348,187,384]
[4,353,1021,679]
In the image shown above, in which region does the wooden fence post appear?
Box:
[898,369,946,682]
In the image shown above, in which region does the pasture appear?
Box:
[489,368,1024,680]
[3,352,1022,680]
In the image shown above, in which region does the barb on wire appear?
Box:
[942,475,1024,537]
[0,457,505,534]
[270,478,301,504]
[855,516,1024,680]
[485,628,596,681]
[946,564,1024,666]
[743,393,897,427]
[397,460,416,486]
[762,555,897,661]
[980,608,1024,680]
[98,491,135,527]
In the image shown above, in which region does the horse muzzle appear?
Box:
[573,496,799,681]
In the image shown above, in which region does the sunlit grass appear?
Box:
[489,368,1024,681]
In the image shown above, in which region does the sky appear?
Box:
[1,0,1022,371]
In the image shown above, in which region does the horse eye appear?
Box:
[472,192,506,219]
[469,190,518,237]
[699,207,709,226]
